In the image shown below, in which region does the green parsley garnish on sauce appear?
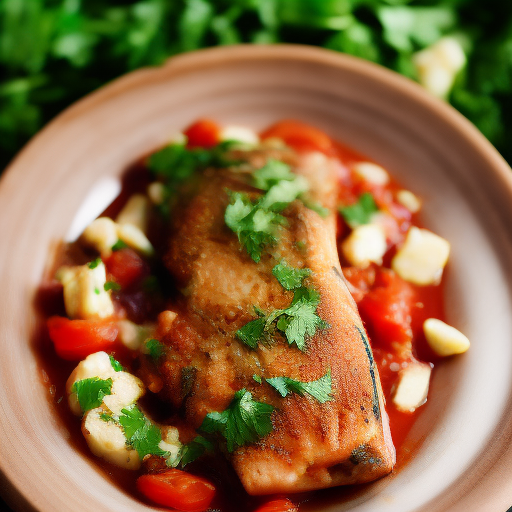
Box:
[88,258,102,269]
[104,281,121,292]
[199,389,274,453]
[339,192,379,227]
[265,369,333,404]
[145,338,167,360]
[71,377,113,414]
[108,354,124,372]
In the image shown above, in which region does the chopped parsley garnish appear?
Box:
[272,261,311,290]
[88,258,101,269]
[339,192,379,227]
[71,377,113,413]
[253,374,262,384]
[108,355,124,372]
[266,369,333,403]
[94,287,100,295]
[104,281,121,292]
[199,389,274,453]
[99,412,115,423]
[235,317,266,349]
[145,338,167,360]
[178,436,214,467]
[118,405,167,459]
[252,159,296,190]
[111,239,128,251]
[302,198,330,218]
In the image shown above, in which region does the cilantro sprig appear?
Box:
[199,389,274,453]
[266,369,333,404]
[71,377,113,414]
[144,338,167,361]
[339,192,379,227]
[272,260,311,290]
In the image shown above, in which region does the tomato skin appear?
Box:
[261,120,333,154]
[137,469,215,512]
[47,316,118,360]
[254,498,298,512]
[184,119,221,149]
[358,269,415,348]
[105,248,148,289]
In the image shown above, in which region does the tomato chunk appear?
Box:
[254,498,298,512]
[184,119,221,149]
[47,316,118,360]
[105,248,148,289]
[358,268,415,348]
[137,469,215,512]
[261,120,333,154]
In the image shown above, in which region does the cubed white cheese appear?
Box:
[220,125,259,145]
[424,318,470,357]
[102,372,145,415]
[393,362,432,413]
[396,189,421,213]
[82,407,141,470]
[115,194,151,233]
[341,224,387,268]
[352,162,390,186]
[117,223,154,257]
[118,319,154,350]
[81,217,118,257]
[413,37,466,98]
[147,182,166,205]
[392,227,450,285]
[159,426,182,459]
[57,261,114,320]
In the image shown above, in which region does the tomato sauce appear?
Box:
[34,119,448,512]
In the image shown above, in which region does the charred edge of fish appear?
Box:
[356,326,380,421]
[181,366,197,399]
[350,444,383,466]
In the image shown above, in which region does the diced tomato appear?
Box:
[358,268,415,348]
[184,119,221,149]
[254,498,298,512]
[105,248,148,289]
[47,316,118,360]
[136,469,215,512]
[261,120,333,154]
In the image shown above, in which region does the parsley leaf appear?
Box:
[259,176,309,211]
[71,377,113,413]
[179,436,214,467]
[99,412,115,423]
[109,355,124,372]
[104,281,121,292]
[118,405,167,459]
[235,317,266,349]
[111,240,128,252]
[266,369,333,403]
[145,338,167,360]
[253,374,262,384]
[88,258,101,269]
[199,389,274,453]
[339,192,378,227]
[252,159,296,190]
[272,261,311,290]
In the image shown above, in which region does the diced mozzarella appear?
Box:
[67,352,117,415]
[56,261,114,320]
[82,407,141,470]
[116,194,151,233]
[424,318,470,357]
[352,162,390,186]
[392,227,450,285]
[147,182,166,205]
[159,426,182,459]
[341,224,387,268]
[413,37,466,98]
[82,217,118,257]
[117,223,154,257]
[103,372,145,415]
[393,362,432,413]
[220,125,259,145]
[396,189,421,213]
[118,319,154,350]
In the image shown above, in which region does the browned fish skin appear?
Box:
[156,148,395,494]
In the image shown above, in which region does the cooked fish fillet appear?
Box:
[157,149,395,494]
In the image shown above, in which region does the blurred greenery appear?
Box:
[2,0,512,171]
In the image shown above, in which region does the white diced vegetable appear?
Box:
[341,224,387,268]
[393,362,432,413]
[118,319,154,350]
[117,223,154,257]
[115,194,151,233]
[158,426,182,459]
[81,217,118,257]
[102,372,145,416]
[396,190,421,213]
[392,227,450,285]
[413,37,466,98]
[147,182,166,205]
[57,261,114,320]
[82,407,141,470]
[352,162,390,186]
[220,125,259,145]
[424,318,470,357]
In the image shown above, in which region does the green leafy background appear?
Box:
[2,0,512,172]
